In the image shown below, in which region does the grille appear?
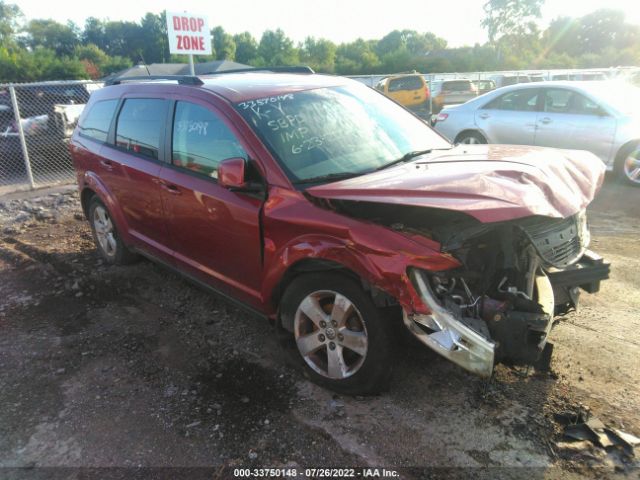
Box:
[517,213,586,268]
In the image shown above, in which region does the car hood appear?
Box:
[307,145,605,223]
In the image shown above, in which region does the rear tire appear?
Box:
[278,273,394,395]
[88,197,138,265]
[615,142,640,187]
[455,131,487,145]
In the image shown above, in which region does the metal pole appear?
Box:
[188,54,195,75]
[9,85,35,189]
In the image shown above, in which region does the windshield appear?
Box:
[235,84,450,184]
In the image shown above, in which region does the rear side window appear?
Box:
[484,89,539,112]
[116,99,168,160]
[172,101,247,178]
[78,99,118,142]
[388,76,424,92]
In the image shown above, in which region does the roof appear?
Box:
[198,72,352,103]
[102,60,251,82]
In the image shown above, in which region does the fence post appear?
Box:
[9,84,35,190]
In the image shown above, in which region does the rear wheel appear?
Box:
[615,142,640,186]
[88,197,137,265]
[455,131,487,145]
[278,273,393,395]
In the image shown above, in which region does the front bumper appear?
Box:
[404,269,495,377]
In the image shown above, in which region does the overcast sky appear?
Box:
[15,0,640,47]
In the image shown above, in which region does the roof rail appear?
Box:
[105,75,204,86]
[202,66,315,75]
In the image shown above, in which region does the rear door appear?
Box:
[98,97,173,262]
[475,88,541,145]
[534,88,616,162]
[157,99,264,308]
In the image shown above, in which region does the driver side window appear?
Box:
[172,101,247,178]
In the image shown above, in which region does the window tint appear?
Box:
[172,101,247,178]
[116,99,168,160]
[78,99,118,142]
[484,89,539,111]
[543,89,604,115]
[388,76,423,92]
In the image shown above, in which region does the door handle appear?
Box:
[157,180,182,195]
[100,159,114,169]
[479,113,490,119]
[540,117,552,124]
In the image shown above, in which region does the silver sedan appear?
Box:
[433,81,640,186]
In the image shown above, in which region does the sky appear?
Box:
[14,0,640,47]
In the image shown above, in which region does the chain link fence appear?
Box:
[0,81,103,194]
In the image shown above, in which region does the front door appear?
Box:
[157,99,264,308]
[534,88,616,163]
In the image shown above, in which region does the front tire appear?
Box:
[88,197,137,265]
[278,273,393,395]
[615,142,640,187]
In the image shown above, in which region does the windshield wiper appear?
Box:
[375,148,452,171]
[293,171,365,186]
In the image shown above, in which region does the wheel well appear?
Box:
[80,188,96,219]
[454,129,485,143]
[614,140,640,167]
[272,259,397,311]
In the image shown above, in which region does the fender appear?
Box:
[82,171,133,245]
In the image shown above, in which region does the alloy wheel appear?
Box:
[623,150,640,185]
[93,205,117,258]
[294,290,368,380]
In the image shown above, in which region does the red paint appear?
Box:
[70,77,605,322]
[218,157,246,189]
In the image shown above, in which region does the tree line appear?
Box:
[1,0,640,82]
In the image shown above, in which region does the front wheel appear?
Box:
[615,142,640,186]
[278,273,393,395]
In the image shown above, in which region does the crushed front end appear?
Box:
[402,209,609,376]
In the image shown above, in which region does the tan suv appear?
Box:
[375,73,430,118]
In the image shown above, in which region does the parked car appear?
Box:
[434,81,640,186]
[375,73,430,118]
[490,74,532,88]
[431,79,478,113]
[71,72,609,394]
[472,79,496,95]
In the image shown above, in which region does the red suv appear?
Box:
[71,70,609,394]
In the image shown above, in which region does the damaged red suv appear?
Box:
[71,70,609,394]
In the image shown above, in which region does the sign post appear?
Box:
[166,12,212,75]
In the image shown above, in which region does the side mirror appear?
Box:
[218,157,247,189]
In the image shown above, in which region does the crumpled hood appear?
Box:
[307,144,606,223]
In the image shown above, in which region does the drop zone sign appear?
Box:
[166,12,212,55]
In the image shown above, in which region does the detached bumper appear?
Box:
[404,269,495,377]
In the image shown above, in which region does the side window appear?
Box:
[115,99,168,160]
[484,89,539,112]
[78,99,118,142]
[544,89,605,116]
[172,101,247,178]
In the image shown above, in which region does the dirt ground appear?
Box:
[0,177,639,479]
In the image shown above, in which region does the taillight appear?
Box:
[436,113,448,123]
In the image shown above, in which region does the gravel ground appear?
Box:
[0,178,639,479]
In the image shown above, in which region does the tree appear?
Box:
[300,37,336,72]
[482,0,545,44]
[257,29,298,65]
[211,26,235,60]
[233,32,258,64]
[24,19,80,56]
[335,39,380,75]
[0,0,22,46]
[141,12,169,63]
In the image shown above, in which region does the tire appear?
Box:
[88,197,138,265]
[455,131,487,145]
[278,273,394,395]
[615,142,640,187]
